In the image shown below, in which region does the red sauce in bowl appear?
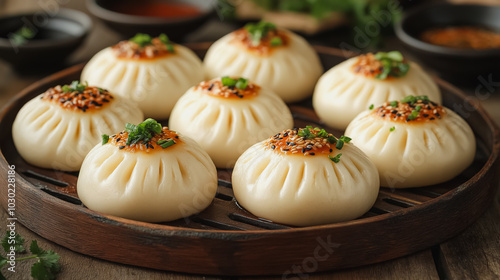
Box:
[107,0,202,18]
[420,26,500,49]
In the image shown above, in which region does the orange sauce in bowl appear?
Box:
[107,0,202,18]
[420,26,500,49]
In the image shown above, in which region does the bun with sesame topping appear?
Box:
[345,95,476,188]
[12,82,144,171]
[77,119,218,222]
[81,33,204,119]
[232,127,380,226]
[313,51,441,130]
[169,77,294,168]
[204,22,322,103]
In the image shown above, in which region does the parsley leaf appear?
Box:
[30,240,61,280]
[1,231,25,253]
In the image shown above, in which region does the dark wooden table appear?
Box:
[1,1,500,279]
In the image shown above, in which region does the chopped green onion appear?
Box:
[326,135,337,144]
[335,136,351,150]
[101,134,109,145]
[390,127,395,132]
[62,81,88,93]
[298,127,315,139]
[374,51,410,80]
[390,101,398,107]
[369,104,374,110]
[339,136,351,143]
[244,21,278,46]
[221,76,237,87]
[408,110,420,121]
[130,33,152,47]
[235,78,249,90]
[401,95,416,104]
[329,154,342,163]
[415,105,422,112]
[157,139,175,149]
[129,33,175,53]
[270,36,283,47]
[158,33,169,45]
[317,129,329,138]
[125,118,162,145]
[375,51,404,62]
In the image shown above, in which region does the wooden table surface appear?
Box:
[1,1,500,279]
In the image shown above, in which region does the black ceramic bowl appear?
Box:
[395,3,500,84]
[87,0,216,41]
[0,9,91,72]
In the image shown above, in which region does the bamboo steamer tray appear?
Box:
[0,44,499,276]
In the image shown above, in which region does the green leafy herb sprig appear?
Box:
[221,76,249,90]
[124,118,162,145]
[297,126,351,163]
[10,26,35,46]
[102,119,177,149]
[1,231,61,280]
[61,81,88,93]
[244,21,283,47]
[374,51,410,80]
[129,33,175,53]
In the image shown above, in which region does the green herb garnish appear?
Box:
[125,118,162,145]
[335,136,351,150]
[297,126,315,139]
[157,139,175,149]
[61,81,88,93]
[10,26,35,46]
[244,21,282,47]
[129,33,153,47]
[390,101,398,108]
[129,33,175,53]
[408,110,420,121]
[374,51,410,80]
[270,36,283,47]
[369,104,374,110]
[101,134,109,145]
[329,154,342,163]
[1,231,61,280]
[221,77,249,90]
[400,95,429,105]
[390,127,395,132]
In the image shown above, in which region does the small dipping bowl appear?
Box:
[87,0,216,41]
[395,3,500,85]
[0,8,92,73]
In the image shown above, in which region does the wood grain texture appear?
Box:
[438,186,500,279]
[243,250,439,280]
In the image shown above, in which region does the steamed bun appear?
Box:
[232,127,379,226]
[169,77,293,168]
[204,22,322,103]
[81,34,204,119]
[345,95,475,188]
[313,51,441,130]
[12,82,143,171]
[77,119,218,222]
